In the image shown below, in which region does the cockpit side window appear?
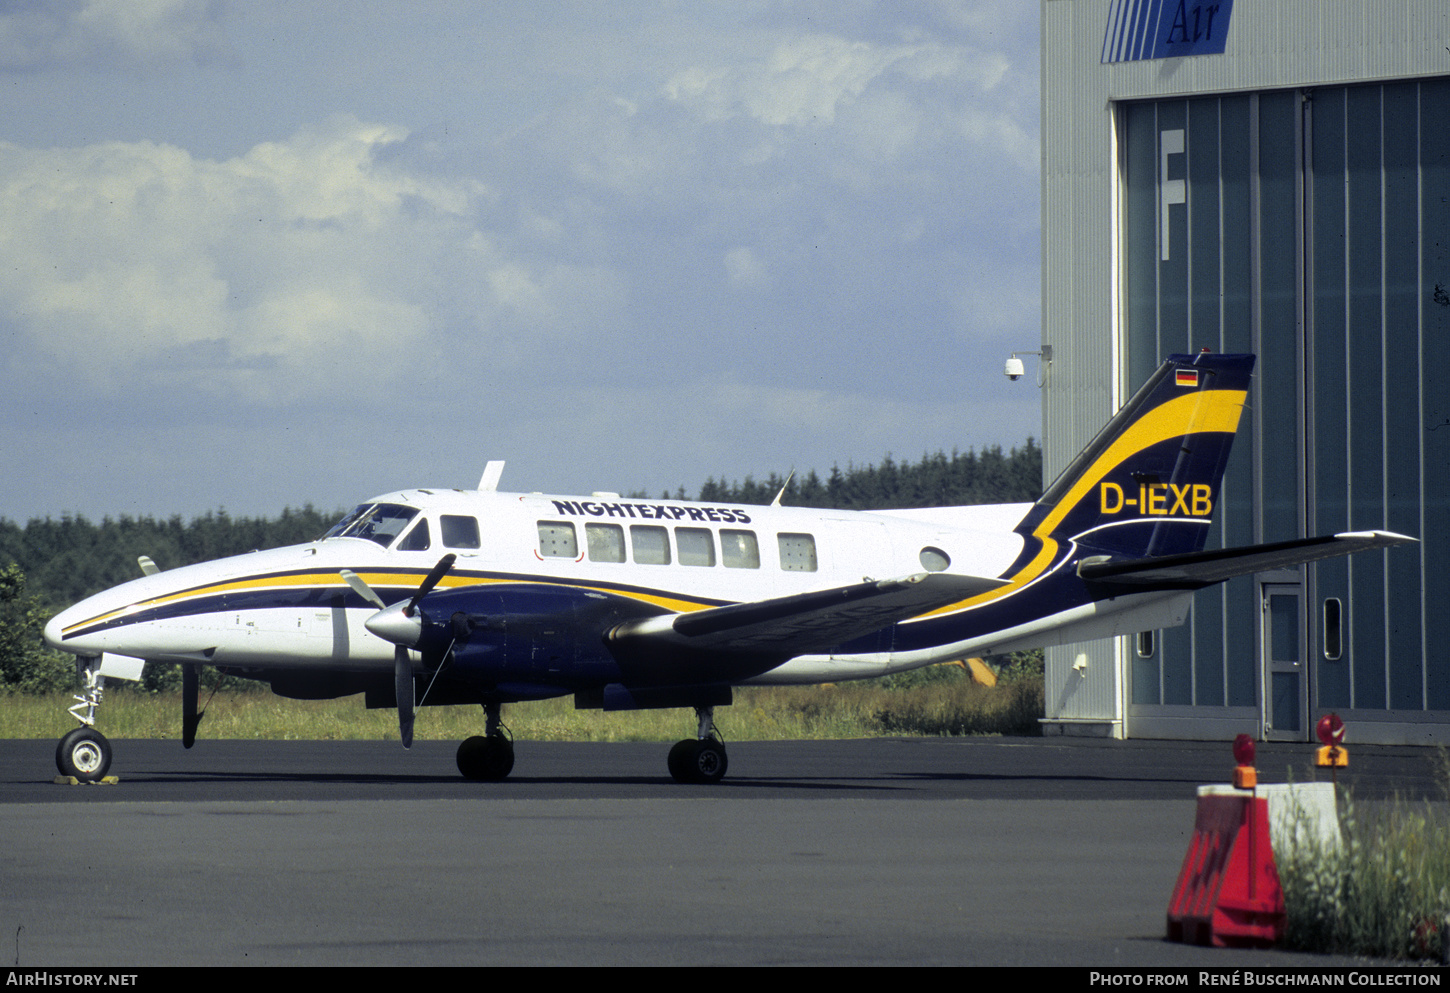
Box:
[396,518,431,551]
[323,504,420,547]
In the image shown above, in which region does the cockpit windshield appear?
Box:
[321,503,420,547]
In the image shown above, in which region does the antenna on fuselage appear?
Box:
[478,461,506,491]
[770,470,795,507]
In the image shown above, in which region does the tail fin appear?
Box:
[1014,352,1255,560]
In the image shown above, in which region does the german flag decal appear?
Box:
[1175,369,1199,387]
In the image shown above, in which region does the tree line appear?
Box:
[695,440,1042,511]
[0,506,339,610]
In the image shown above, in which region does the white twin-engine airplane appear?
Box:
[45,353,1412,784]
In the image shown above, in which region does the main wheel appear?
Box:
[56,727,111,782]
[668,738,728,784]
[457,734,514,781]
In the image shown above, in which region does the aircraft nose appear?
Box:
[44,597,104,654]
[43,611,68,652]
[364,602,423,647]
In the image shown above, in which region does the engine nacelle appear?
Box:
[415,583,664,687]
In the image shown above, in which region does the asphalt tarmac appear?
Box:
[1,735,1444,967]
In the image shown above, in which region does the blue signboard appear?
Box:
[1101,0,1234,64]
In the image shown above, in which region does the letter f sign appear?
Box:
[1161,129,1185,261]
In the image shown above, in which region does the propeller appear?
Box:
[407,554,457,616]
[341,554,456,748]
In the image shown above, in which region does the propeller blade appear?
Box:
[395,646,414,749]
[340,569,386,609]
[405,554,456,616]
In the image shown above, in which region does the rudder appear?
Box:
[1014,352,1255,561]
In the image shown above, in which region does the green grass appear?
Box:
[1278,751,1450,961]
[0,662,1045,743]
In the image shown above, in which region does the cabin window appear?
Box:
[324,503,419,547]
[919,546,950,572]
[720,529,760,569]
[777,533,818,572]
[586,523,626,563]
[396,519,431,551]
[675,527,716,567]
[630,525,670,565]
[537,521,578,558]
[1137,631,1155,658]
[441,515,481,549]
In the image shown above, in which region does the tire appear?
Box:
[667,739,698,783]
[457,734,514,781]
[56,727,111,782]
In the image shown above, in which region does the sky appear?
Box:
[0,0,1042,524]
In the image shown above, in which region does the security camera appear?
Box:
[1004,356,1025,381]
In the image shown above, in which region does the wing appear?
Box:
[609,571,1006,659]
[1076,530,1415,588]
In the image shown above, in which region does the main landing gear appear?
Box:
[667,706,728,784]
[456,701,514,781]
[56,657,113,782]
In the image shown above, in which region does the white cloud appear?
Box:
[662,31,1014,131]
[0,117,498,402]
[0,0,225,71]
[663,34,904,128]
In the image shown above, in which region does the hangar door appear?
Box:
[1119,80,1449,740]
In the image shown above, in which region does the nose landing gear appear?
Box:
[56,657,114,783]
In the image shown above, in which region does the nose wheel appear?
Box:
[56,726,112,782]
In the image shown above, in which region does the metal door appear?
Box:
[1261,583,1306,740]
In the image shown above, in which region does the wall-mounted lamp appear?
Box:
[1005,345,1052,387]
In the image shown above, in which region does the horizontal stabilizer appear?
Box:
[1077,531,1415,588]
[614,572,1006,658]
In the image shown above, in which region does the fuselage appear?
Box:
[44,489,1048,688]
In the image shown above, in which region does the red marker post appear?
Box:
[1232,732,1256,790]
[1315,713,1347,787]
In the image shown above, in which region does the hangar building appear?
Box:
[1039,0,1449,744]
